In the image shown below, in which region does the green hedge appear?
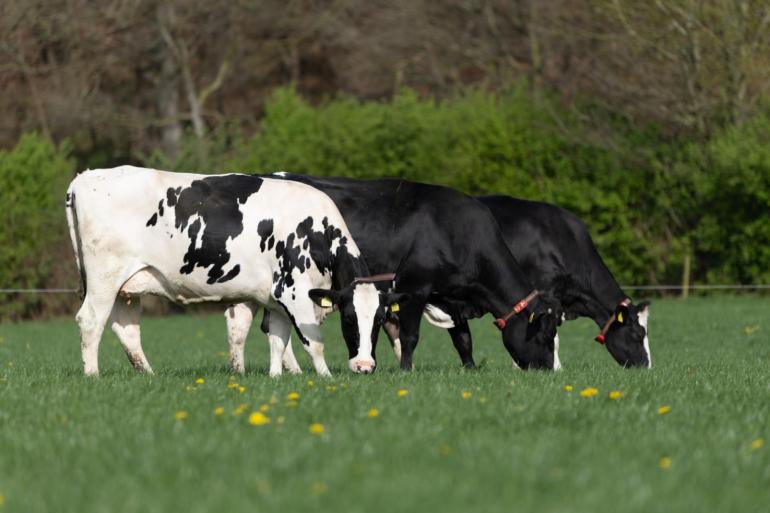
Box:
[0,133,74,319]
[4,86,768,318]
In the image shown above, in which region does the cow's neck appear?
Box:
[562,270,627,328]
[475,257,535,318]
[330,253,368,290]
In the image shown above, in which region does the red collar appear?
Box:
[493,290,540,330]
[594,298,631,344]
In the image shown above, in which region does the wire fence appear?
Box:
[2,285,770,294]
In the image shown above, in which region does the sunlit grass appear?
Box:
[0,296,768,512]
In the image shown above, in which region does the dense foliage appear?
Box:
[2,86,768,318]
[0,134,73,318]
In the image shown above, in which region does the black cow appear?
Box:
[391,196,651,369]
[247,174,563,371]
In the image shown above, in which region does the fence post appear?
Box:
[682,253,691,299]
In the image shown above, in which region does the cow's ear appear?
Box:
[309,289,341,308]
[637,300,651,313]
[382,292,410,312]
[615,301,631,324]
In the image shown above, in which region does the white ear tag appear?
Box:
[320,297,333,308]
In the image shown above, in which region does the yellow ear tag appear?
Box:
[616,312,624,323]
[390,303,400,313]
[528,312,535,324]
[320,297,333,308]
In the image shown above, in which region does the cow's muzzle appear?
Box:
[350,359,376,374]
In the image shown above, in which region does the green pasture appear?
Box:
[0,296,768,513]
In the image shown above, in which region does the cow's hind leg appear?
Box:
[266,310,293,377]
[76,291,118,376]
[448,318,476,369]
[382,317,402,363]
[111,296,152,374]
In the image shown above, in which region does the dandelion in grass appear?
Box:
[248,412,271,426]
[461,391,472,399]
[287,391,300,401]
[309,423,325,435]
[751,438,764,450]
[608,391,624,400]
[311,482,328,495]
[367,408,379,418]
[234,404,249,415]
[259,404,270,412]
[307,380,315,387]
[659,457,672,469]
[397,388,409,397]
[214,407,225,416]
[564,385,573,392]
[326,385,337,393]
[227,382,239,390]
[238,386,246,394]
[175,410,188,421]
[658,405,671,415]
[580,387,598,398]
[195,377,205,385]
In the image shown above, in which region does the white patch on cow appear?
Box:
[350,283,379,373]
[391,337,402,362]
[423,304,455,328]
[272,171,288,177]
[638,306,651,368]
[553,332,562,371]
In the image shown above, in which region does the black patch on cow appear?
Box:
[146,213,158,226]
[270,215,352,299]
[158,199,164,217]
[257,219,274,252]
[166,187,181,207]
[167,175,263,284]
[65,192,72,207]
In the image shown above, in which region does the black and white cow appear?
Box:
[65,166,399,376]
[392,196,651,368]
[226,174,563,372]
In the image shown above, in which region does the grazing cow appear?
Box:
[226,174,562,372]
[65,166,399,376]
[396,196,651,368]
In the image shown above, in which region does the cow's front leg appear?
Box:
[448,317,476,369]
[111,295,153,373]
[225,303,258,374]
[291,319,331,377]
[259,310,303,374]
[266,309,292,378]
[395,301,427,371]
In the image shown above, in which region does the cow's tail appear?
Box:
[65,185,87,299]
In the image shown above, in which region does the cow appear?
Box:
[224,174,563,373]
[382,196,651,369]
[65,166,401,377]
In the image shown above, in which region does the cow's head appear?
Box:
[309,285,408,374]
[600,301,651,368]
[500,293,562,371]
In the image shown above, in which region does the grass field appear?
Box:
[0,296,768,513]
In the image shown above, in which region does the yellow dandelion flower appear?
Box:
[287,391,300,401]
[461,391,472,399]
[227,382,239,389]
[195,378,205,385]
[311,482,328,495]
[750,438,764,450]
[259,404,270,412]
[743,324,760,335]
[397,389,409,397]
[175,410,188,421]
[248,412,271,426]
[233,403,249,415]
[608,391,624,400]
[307,380,315,387]
[326,385,337,392]
[367,408,379,418]
[658,457,672,469]
[238,386,246,394]
[564,385,573,392]
[309,423,325,435]
[213,407,225,416]
[658,405,671,415]
[580,387,599,398]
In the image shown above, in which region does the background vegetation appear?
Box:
[1,1,769,319]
